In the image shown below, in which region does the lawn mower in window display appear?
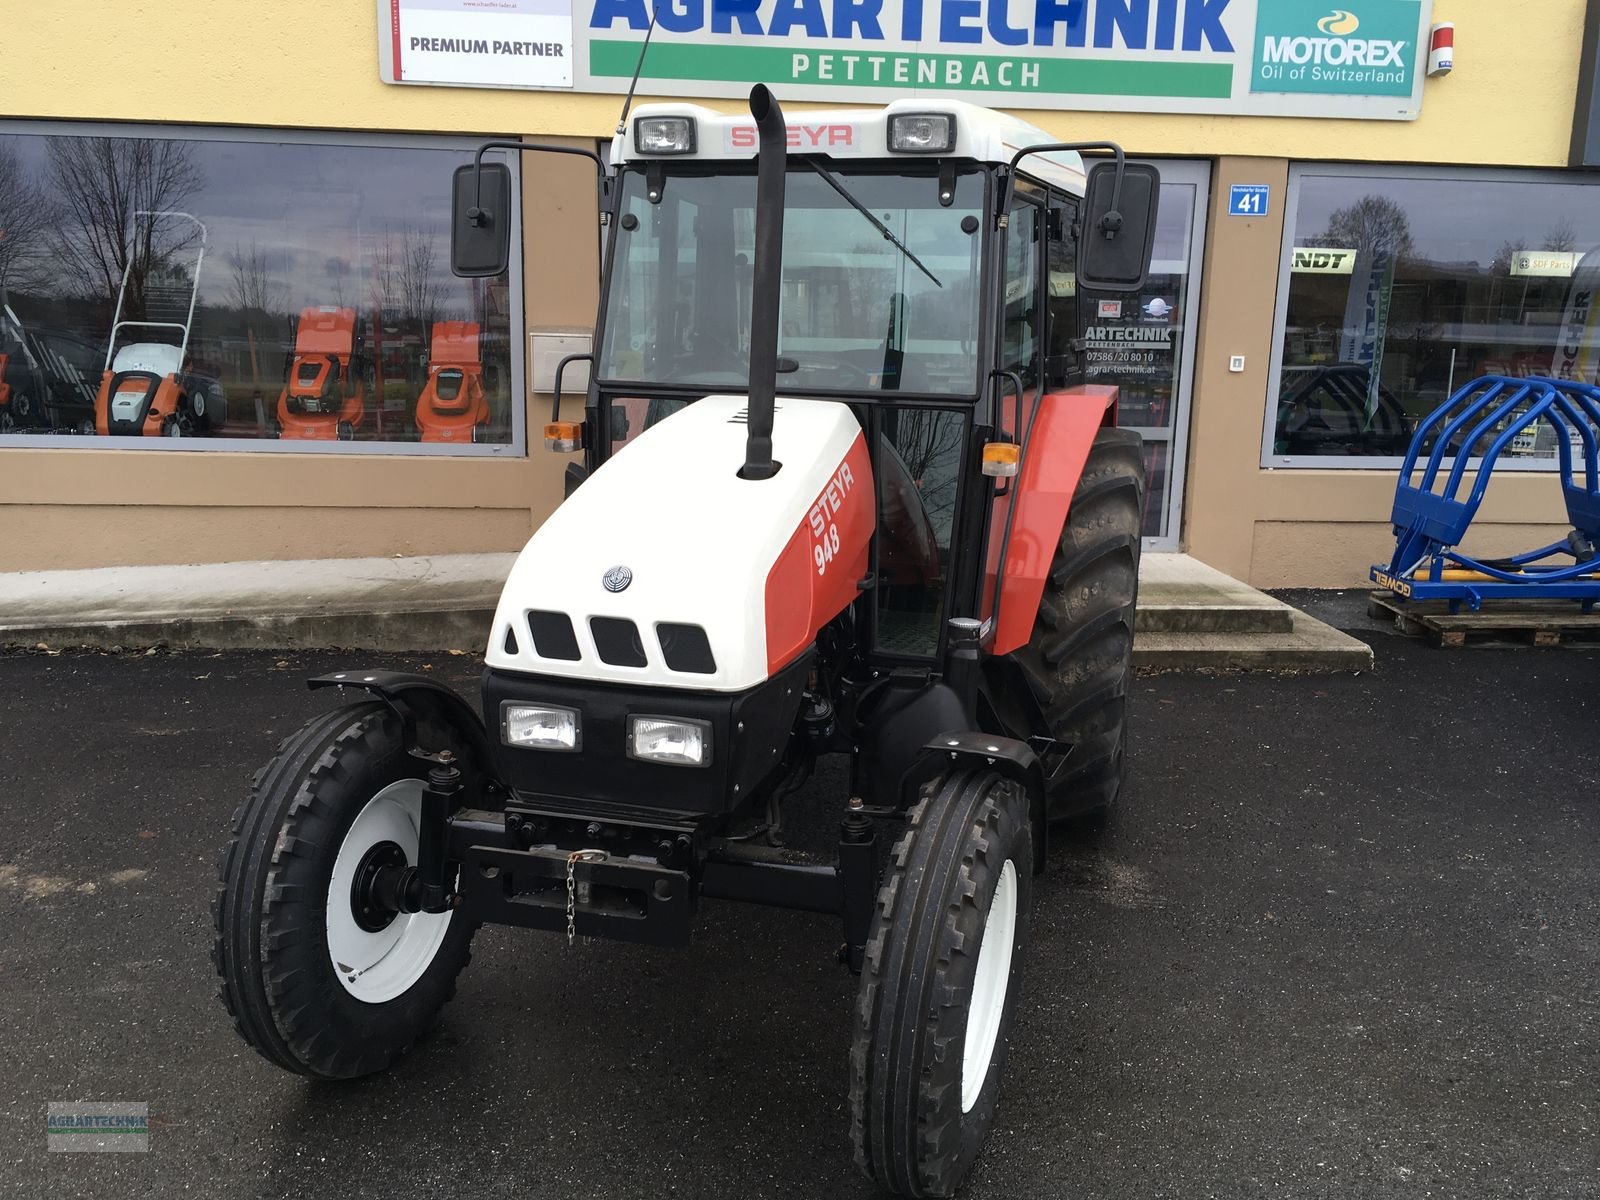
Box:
[414,320,491,443]
[92,211,226,438]
[275,305,369,441]
[0,290,101,435]
[214,87,1157,1198]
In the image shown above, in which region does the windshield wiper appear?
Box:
[804,159,942,289]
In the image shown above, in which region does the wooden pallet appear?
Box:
[1367,591,1600,648]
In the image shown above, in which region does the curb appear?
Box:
[1,607,497,654]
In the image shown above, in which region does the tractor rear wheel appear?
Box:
[1015,427,1145,818]
[211,701,477,1079]
[850,768,1032,1198]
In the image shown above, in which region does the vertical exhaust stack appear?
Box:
[741,84,785,481]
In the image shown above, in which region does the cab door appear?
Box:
[980,183,1048,626]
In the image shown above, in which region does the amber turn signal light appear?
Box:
[543,421,582,453]
[981,441,1020,477]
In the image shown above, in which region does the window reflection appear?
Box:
[1274,170,1600,462]
[0,129,516,447]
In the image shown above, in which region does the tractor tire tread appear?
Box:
[1012,428,1144,819]
[850,769,1032,1198]
[211,702,475,1080]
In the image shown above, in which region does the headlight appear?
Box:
[888,113,955,154]
[634,116,696,155]
[501,702,581,751]
[628,715,711,767]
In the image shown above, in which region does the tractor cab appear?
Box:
[577,99,1154,661]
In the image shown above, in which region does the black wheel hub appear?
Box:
[351,840,410,932]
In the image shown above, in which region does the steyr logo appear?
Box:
[602,565,633,593]
[1251,0,1419,98]
[1316,10,1360,35]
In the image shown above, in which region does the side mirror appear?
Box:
[451,162,513,278]
[1078,161,1160,293]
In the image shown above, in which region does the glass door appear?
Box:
[1081,160,1209,550]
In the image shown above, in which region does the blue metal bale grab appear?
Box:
[1371,374,1600,611]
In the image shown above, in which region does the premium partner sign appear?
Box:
[379,0,1432,120]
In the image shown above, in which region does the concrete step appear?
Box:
[0,551,1371,671]
[1137,553,1295,634]
[1134,610,1374,672]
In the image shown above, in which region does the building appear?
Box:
[3,0,1597,585]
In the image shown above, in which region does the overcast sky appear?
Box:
[5,132,499,312]
[1293,172,1600,262]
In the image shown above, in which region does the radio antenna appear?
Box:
[615,1,663,137]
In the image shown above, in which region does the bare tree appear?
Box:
[1318,194,1416,262]
[368,225,444,329]
[324,256,352,308]
[43,135,203,318]
[225,240,285,315]
[227,239,286,387]
[368,235,402,324]
[1544,219,1578,253]
[0,137,49,294]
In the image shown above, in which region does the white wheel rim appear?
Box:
[962,858,1018,1113]
[325,779,452,1004]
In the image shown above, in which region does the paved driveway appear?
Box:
[1,618,1596,1198]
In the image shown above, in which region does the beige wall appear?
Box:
[3,0,1595,580]
[1183,158,1573,589]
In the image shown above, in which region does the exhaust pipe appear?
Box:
[741,83,784,481]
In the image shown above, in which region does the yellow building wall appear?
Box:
[1,0,1594,578]
[3,0,1588,164]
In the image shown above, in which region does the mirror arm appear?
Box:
[551,352,594,423]
[996,141,1126,232]
[466,140,613,226]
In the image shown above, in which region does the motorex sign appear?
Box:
[1252,0,1422,97]
[378,0,1433,120]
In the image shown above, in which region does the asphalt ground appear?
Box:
[1,601,1597,1199]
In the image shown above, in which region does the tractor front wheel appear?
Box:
[1015,427,1145,818]
[211,702,477,1079]
[850,768,1032,1198]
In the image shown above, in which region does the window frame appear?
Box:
[1261,160,1600,472]
[0,118,526,457]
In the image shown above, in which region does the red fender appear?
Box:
[986,384,1120,656]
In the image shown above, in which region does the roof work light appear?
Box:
[634,116,697,155]
[888,113,955,154]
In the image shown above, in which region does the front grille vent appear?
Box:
[526,610,581,661]
[657,623,716,674]
[590,617,648,667]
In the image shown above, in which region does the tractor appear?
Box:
[213,86,1157,1197]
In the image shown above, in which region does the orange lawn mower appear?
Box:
[276,306,368,440]
[414,320,491,442]
[93,211,227,437]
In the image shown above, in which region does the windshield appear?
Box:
[598,164,985,395]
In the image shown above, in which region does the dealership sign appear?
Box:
[379,0,1433,119]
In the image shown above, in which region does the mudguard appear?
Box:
[920,731,1048,873]
[307,670,496,775]
[988,384,1120,655]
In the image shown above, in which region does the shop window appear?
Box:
[0,125,520,452]
[1268,165,1600,467]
